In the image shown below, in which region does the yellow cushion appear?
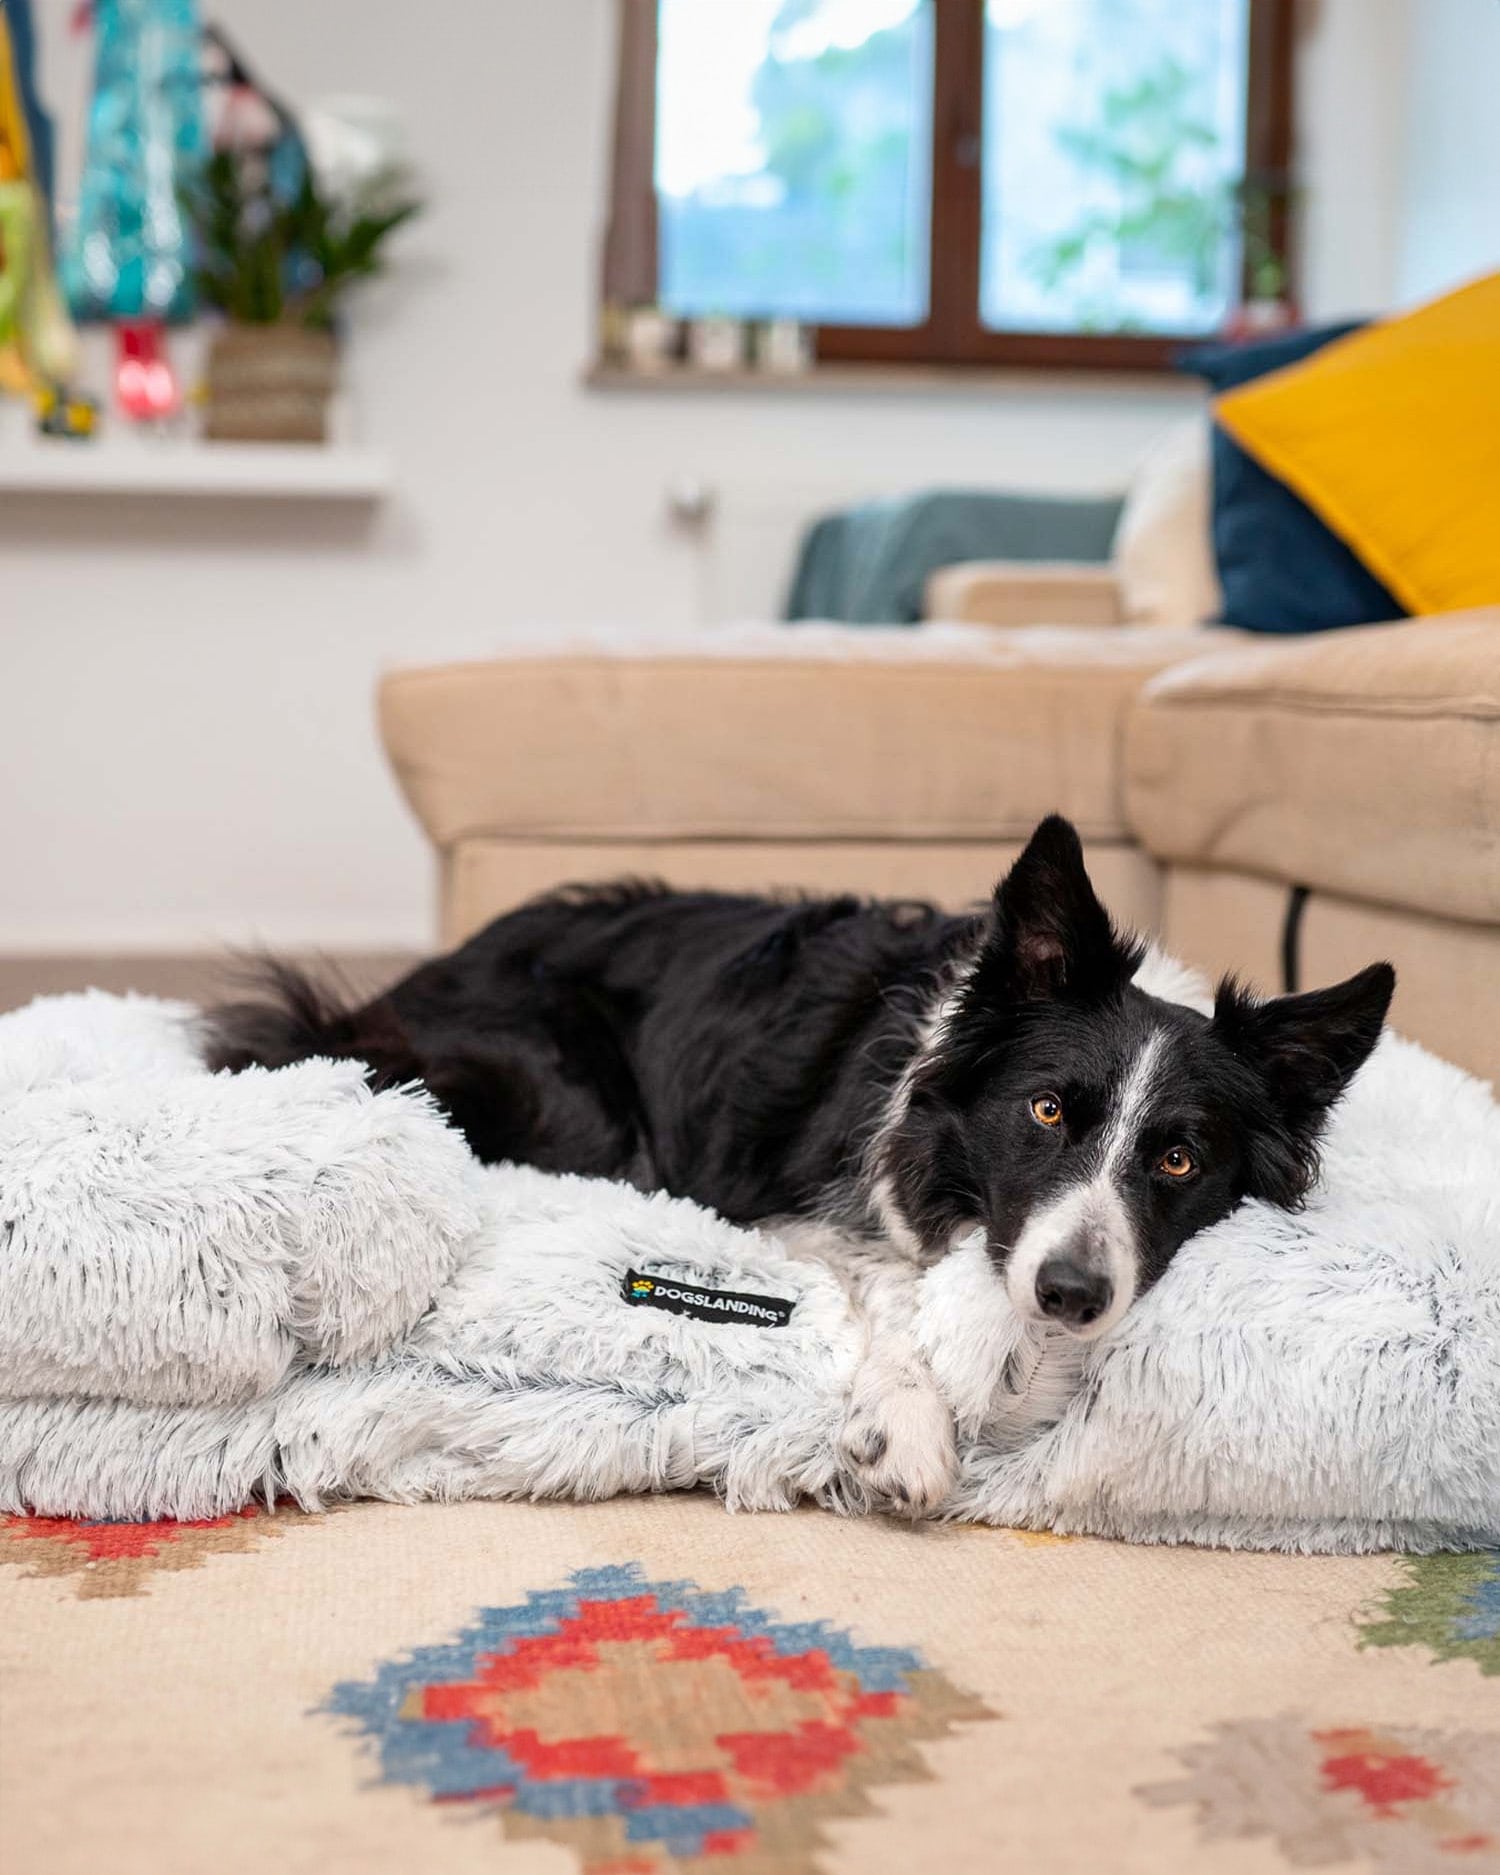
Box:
[1215,273,1500,616]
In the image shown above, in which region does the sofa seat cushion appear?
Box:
[1125,611,1500,925]
[381,623,1219,853]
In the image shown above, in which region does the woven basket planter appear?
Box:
[203,325,338,444]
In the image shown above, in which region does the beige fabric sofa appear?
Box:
[378,606,1500,1084]
[379,623,1215,949]
[1127,609,1500,1079]
[378,420,1499,1083]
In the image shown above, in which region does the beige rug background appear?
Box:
[6,1492,1497,1875]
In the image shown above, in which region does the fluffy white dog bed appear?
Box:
[1,990,1497,1553]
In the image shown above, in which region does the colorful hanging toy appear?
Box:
[0,0,78,404]
[60,0,207,421]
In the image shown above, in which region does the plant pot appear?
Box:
[203,325,338,444]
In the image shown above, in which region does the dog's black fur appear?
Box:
[208,878,972,1221]
[207,817,1394,1332]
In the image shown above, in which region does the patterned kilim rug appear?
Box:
[4,1494,1498,1874]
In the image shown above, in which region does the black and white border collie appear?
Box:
[208,816,1394,1514]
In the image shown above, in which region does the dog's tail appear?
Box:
[201,958,422,1088]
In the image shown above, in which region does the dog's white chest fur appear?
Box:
[914,1232,1086,1441]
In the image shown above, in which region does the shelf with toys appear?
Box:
[0,435,392,499]
[0,3,415,501]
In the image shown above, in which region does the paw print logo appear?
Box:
[630,1278,654,1296]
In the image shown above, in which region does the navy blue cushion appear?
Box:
[1180,326,1405,634]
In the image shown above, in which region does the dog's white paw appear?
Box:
[838,1381,958,1520]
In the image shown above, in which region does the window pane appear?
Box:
[981,0,1250,336]
[655,0,934,326]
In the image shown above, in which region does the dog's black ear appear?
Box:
[1212,962,1396,1137]
[974,815,1140,1005]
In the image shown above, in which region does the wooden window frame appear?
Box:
[611,0,1296,374]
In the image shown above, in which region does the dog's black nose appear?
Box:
[1035,1258,1112,1329]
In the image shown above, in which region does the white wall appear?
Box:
[0,0,1484,952]
[1395,0,1500,302]
[1294,0,1413,319]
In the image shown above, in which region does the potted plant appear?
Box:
[1224,174,1298,337]
[192,132,419,443]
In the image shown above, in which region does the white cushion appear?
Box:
[1112,417,1222,626]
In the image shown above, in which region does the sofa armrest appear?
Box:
[923,560,1126,627]
[1123,607,1500,926]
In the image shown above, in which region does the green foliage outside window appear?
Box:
[1028,59,1232,332]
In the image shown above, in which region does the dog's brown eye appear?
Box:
[1159,1147,1196,1179]
[1030,1093,1064,1128]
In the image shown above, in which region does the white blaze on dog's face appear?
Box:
[878,816,1396,1338]
[1000,1030,1167,1336]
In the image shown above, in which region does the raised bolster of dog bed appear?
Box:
[0,994,485,1408]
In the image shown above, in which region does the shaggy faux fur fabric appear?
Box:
[0,994,482,1406]
[0,991,1496,1552]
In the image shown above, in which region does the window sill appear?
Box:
[583,361,1203,400]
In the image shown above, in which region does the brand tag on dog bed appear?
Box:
[623,1269,795,1328]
